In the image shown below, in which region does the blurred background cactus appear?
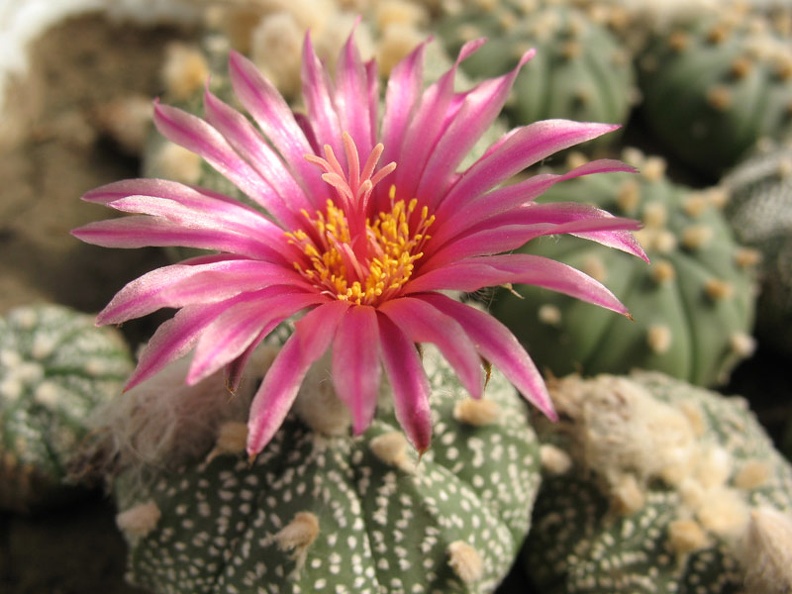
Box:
[636,4,792,178]
[524,370,792,594]
[0,304,133,513]
[437,2,636,150]
[491,149,759,387]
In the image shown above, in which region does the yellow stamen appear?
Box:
[286,189,435,306]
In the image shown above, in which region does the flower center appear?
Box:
[286,134,434,306]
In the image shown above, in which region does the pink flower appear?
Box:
[73,34,647,458]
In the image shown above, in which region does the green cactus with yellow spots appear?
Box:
[491,149,759,387]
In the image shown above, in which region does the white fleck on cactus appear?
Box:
[0,304,133,513]
[106,344,541,593]
[523,370,792,594]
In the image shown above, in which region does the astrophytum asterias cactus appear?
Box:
[112,345,542,594]
[637,5,792,177]
[524,371,792,594]
[491,149,758,386]
[438,3,635,135]
[0,304,133,513]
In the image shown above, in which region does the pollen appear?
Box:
[287,134,434,306]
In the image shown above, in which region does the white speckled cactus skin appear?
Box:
[0,304,134,513]
[113,345,541,594]
[524,371,792,594]
[491,149,758,387]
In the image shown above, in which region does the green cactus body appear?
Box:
[0,304,133,513]
[113,345,541,594]
[638,8,792,177]
[723,139,792,356]
[438,4,635,135]
[524,370,792,594]
[491,150,758,386]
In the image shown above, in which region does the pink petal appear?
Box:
[331,305,381,435]
[408,254,630,315]
[379,297,482,398]
[300,35,344,162]
[424,202,646,268]
[437,120,621,218]
[376,311,432,453]
[124,301,230,390]
[332,31,376,157]
[202,89,316,220]
[419,49,536,204]
[187,290,325,385]
[72,216,281,261]
[153,102,291,214]
[418,293,556,420]
[380,40,426,177]
[97,259,311,324]
[228,51,325,200]
[385,40,484,202]
[247,300,351,457]
[429,159,635,248]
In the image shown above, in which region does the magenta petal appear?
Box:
[438,120,621,218]
[418,293,557,420]
[153,102,288,213]
[379,297,482,398]
[246,301,350,456]
[124,301,229,390]
[96,259,310,325]
[430,159,636,248]
[72,216,282,261]
[202,89,315,220]
[227,51,324,200]
[376,311,432,453]
[331,305,381,435]
[419,49,535,203]
[409,254,629,315]
[187,290,324,385]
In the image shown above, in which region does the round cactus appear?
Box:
[0,304,134,513]
[437,3,635,136]
[490,149,758,387]
[723,138,792,356]
[637,6,792,177]
[110,344,541,594]
[524,370,792,594]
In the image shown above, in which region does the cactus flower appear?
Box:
[73,32,646,458]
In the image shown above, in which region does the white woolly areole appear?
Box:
[89,344,279,482]
[116,500,161,541]
[741,507,792,594]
